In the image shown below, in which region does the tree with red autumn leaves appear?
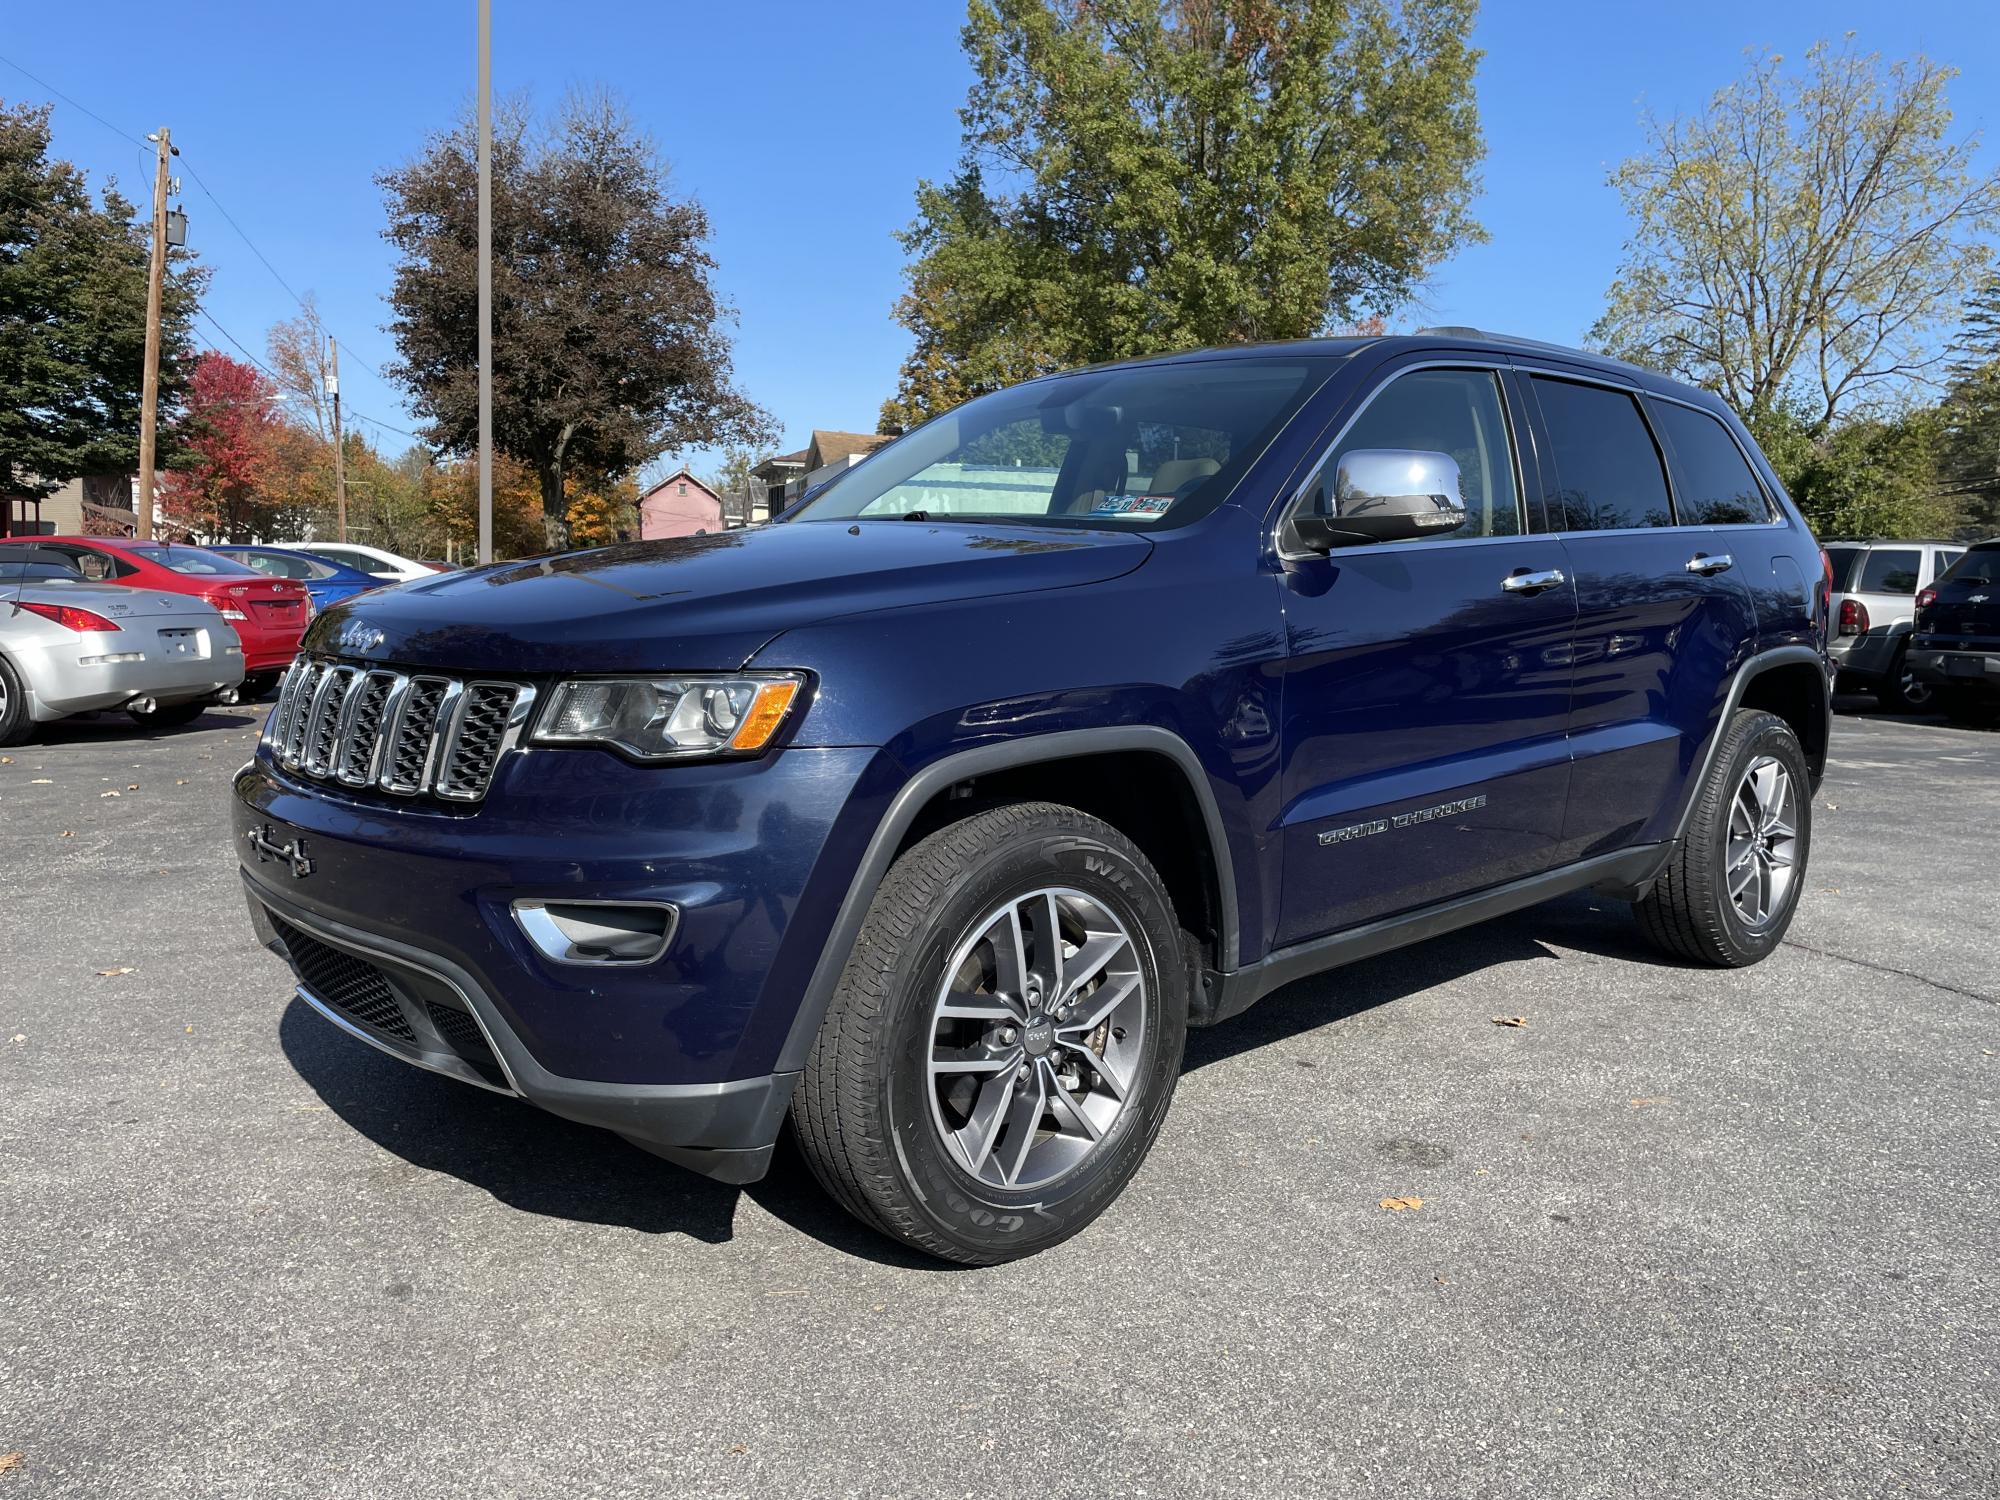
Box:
[157,352,285,542]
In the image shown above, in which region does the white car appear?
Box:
[292,543,439,585]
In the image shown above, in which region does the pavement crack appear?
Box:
[1781,938,1996,1006]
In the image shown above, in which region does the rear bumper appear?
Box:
[1827,630,1898,681]
[1907,647,2000,688]
[19,636,243,720]
[244,878,798,1182]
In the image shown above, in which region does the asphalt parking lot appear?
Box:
[2,700,1995,1499]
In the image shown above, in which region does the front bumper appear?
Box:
[244,880,797,1181]
[1907,647,2000,688]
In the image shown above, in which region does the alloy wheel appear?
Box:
[926,886,1147,1191]
[1725,755,1798,929]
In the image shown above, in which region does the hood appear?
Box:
[303,520,1152,673]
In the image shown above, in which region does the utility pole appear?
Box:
[135,127,172,541]
[329,339,347,541]
[476,0,494,566]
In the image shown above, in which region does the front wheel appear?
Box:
[793,801,1189,1264]
[1635,708,1812,966]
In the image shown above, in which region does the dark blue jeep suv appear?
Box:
[234,331,1833,1263]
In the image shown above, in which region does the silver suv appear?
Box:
[1824,539,1965,711]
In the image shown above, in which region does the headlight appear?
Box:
[533,674,804,760]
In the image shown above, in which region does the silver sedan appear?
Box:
[0,559,246,745]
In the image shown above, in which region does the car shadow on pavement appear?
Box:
[276,998,951,1269]
[1183,888,1686,1074]
[276,889,1686,1268]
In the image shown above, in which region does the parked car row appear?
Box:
[0,536,442,746]
[1910,538,2000,725]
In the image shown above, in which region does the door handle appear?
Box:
[1501,568,1566,594]
[1685,553,1734,576]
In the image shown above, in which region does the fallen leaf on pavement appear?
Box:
[30,778,51,785]
[95,967,135,978]
[185,1026,194,1035]
[0,755,12,763]
[99,790,119,799]
[1492,1015,1528,1028]
[0,1451,20,1474]
[9,1035,24,1045]
[1380,1196,1424,1212]
[126,783,139,791]
[58,830,74,838]
[175,779,188,786]
[729,1445,748,1457]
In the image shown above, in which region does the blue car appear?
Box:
[208,545,381,613]
[233,329,1833,1263]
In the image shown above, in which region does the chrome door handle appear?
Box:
[1685,553,1734,576]
[1501,568,1566,594]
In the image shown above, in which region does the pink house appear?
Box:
[638,468,724,539]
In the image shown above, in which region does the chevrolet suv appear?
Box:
[233,331,1833,1263]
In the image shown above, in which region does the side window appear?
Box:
[1651,402,1772,524]
[67,548,127,581]
[1857,548,1919,595]
[1530,376,1673,531]
[1933,549,1961,582]
[1302,368,1522,538]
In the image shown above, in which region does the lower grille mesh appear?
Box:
[274,916,416,1042]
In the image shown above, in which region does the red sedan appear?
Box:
[0,537,310,694]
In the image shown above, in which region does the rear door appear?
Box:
[1273,360,1576,944]
[1515,369,1758,860]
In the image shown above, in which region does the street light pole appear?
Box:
[135,126,172,540]
[476,0,493,566]
[330,338,347,541]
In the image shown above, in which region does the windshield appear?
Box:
[789,356,1341,530]
[125,544,260,577]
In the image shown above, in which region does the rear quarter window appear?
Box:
[1857,549,1920,595]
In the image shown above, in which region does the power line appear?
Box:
[0,52,148,149]
[346,407,424,441]
[196,307,281,382]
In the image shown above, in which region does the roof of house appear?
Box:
[750,448,808,479]
[806,430,893,471]
[639,467,720,505]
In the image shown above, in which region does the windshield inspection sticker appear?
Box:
[1089,494,1175,520]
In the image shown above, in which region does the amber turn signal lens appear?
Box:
[728,679,801,752]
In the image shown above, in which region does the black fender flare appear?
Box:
[774,725,1239,1074]
[1669,643,1831,843]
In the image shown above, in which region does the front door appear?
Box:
[1274,364,1576,947]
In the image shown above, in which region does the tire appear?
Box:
[126,700,207,728]
[794,801,1189,1264]
[1874,642,1933,714]
[240,672,280,702]
[1635,708,1812,967]
[1939,686,2000,726]
[0,654,33,747]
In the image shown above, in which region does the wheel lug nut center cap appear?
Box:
[1022,1017,1055,1056]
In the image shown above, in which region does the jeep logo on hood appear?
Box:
[335,618,386,656]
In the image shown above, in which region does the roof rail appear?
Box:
[1415,325,1599,360]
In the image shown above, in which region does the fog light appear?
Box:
[510,899,678,966]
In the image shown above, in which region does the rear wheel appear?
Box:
[1635,709,1811,966]
[794,802,1189,1264]
[0,655,33,747]
[1875,642,1933,714]
[126,700,207,728]
[240,672,280,701]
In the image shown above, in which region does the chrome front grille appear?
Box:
[263,658,534,804]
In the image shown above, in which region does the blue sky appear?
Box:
[4,0,1997,477]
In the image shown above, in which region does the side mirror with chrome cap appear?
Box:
[1287,448,1468,552]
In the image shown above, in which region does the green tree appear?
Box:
[1593,42,2000,426]
[880,0,1485,430]
[0,100,204,497]
[1744,399,1955,538]
[1942,275,2000,535]
[381,90,771,550]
